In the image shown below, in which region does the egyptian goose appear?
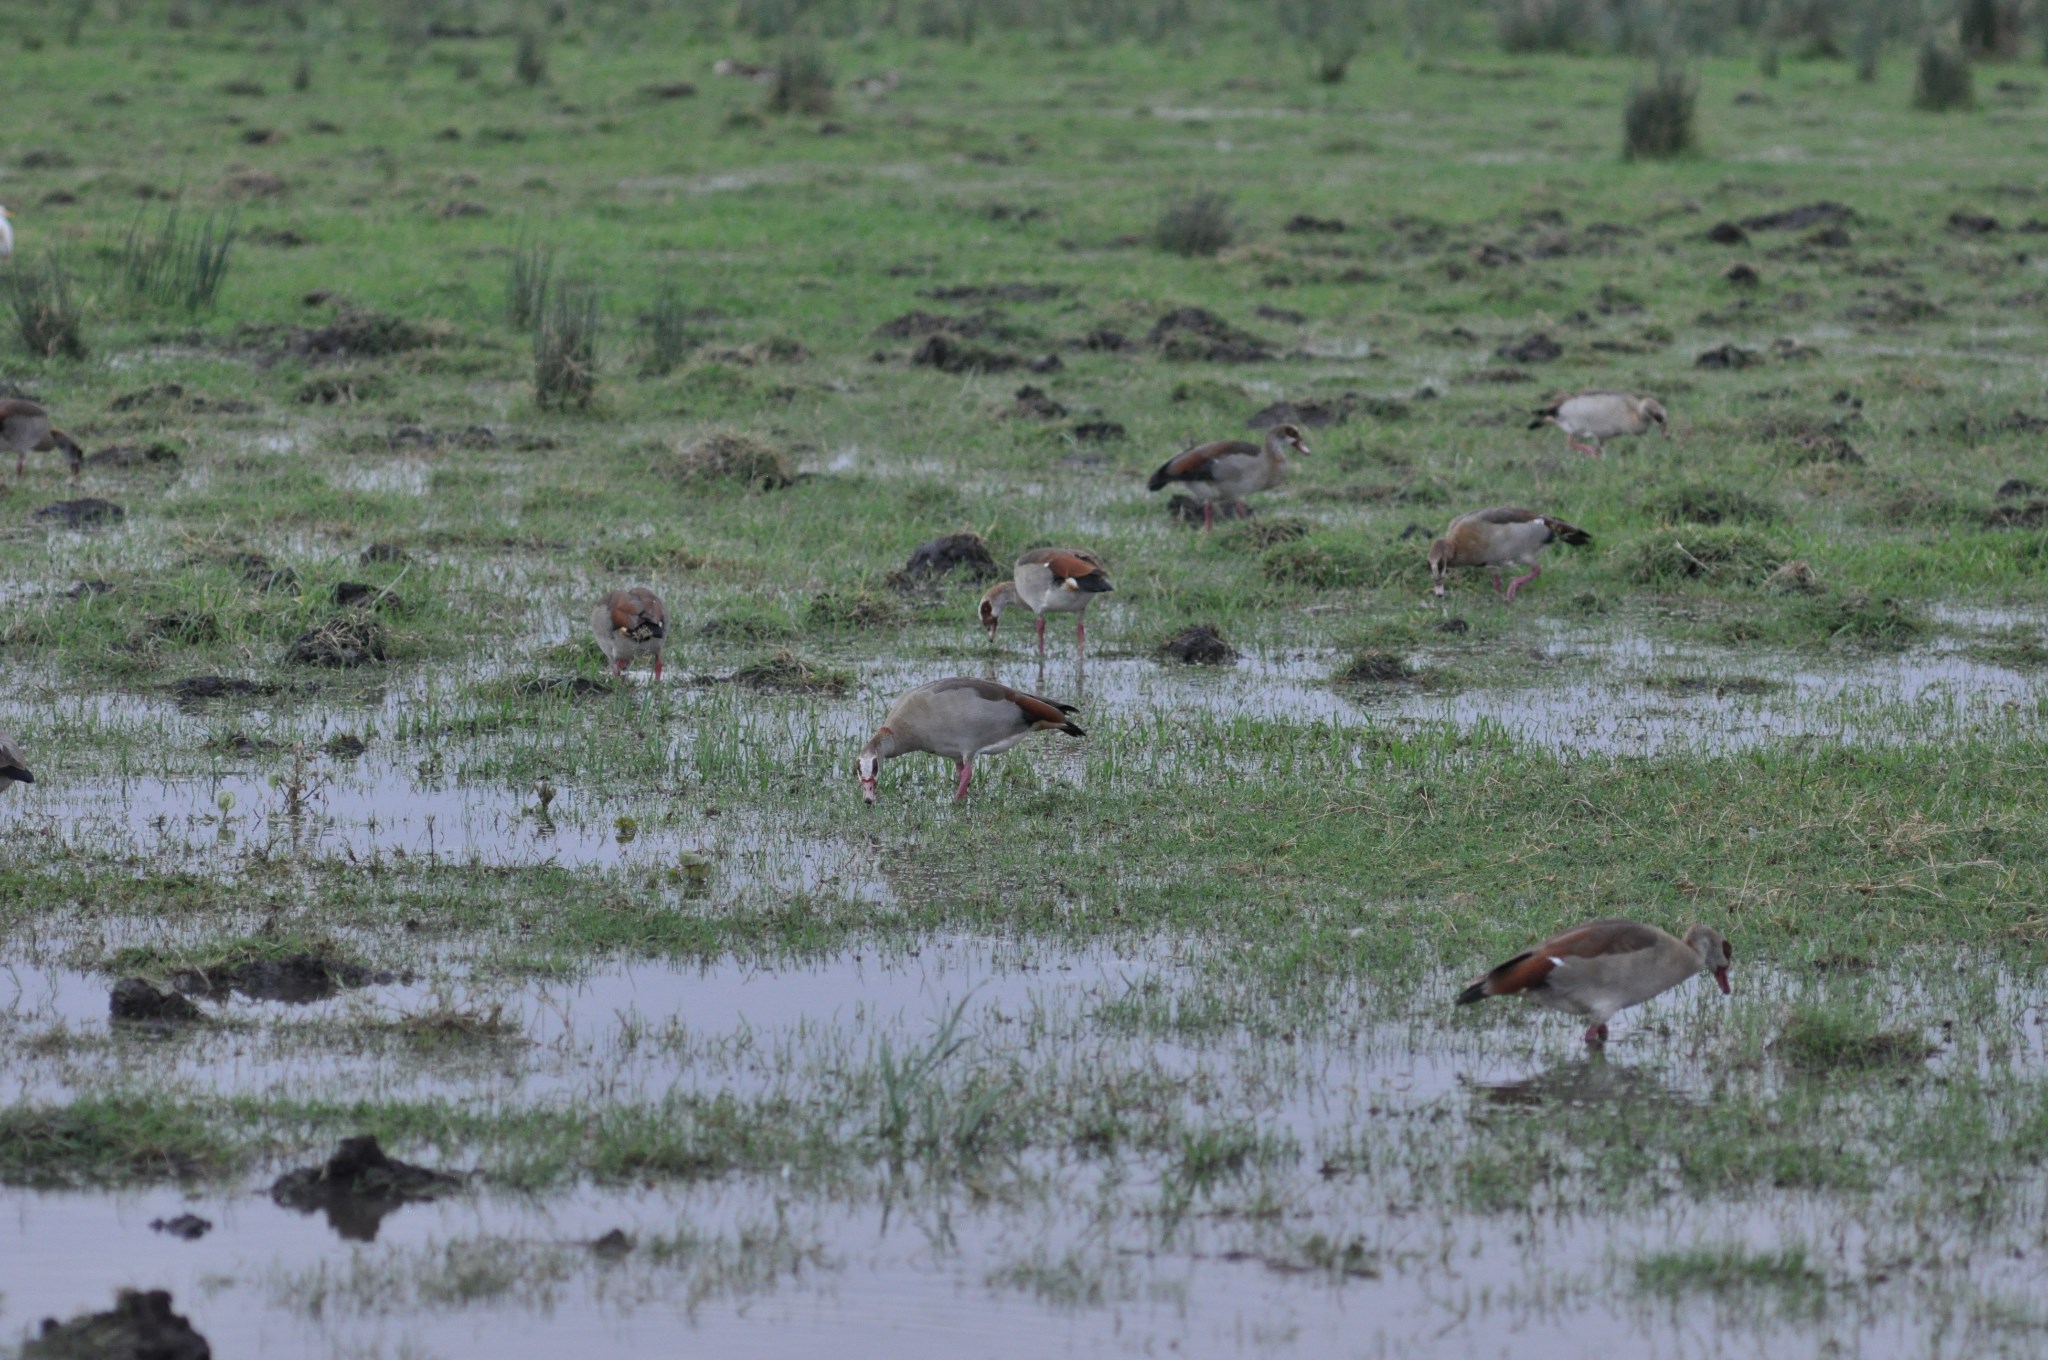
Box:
[980,548,1112,655]
[1429,507,1590,602]
[1457,918,1731,1046]
[1147,423,1307,528]
[0,399,83,481]
[1529,391,1668,458]
[857,677,1083,803]
[590,587,668,679]
[0,730,32,794]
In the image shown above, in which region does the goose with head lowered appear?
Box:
[1147,423,1307,529]
[1456,918,1732,1046]
[857,677,1083,803]
[979,547,1112,655]
[1530,391,1668,458]
[1429,507,1590,602]
[591,587,668,680]
[0,399,83,482]
[0,730,33,795]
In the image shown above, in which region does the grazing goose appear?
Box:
[0,399,83,481]
[980,548,1113,655]
[857,677,1083,803]
[1457,918,1732,1046]
[0,730,32,794]
[1147,423,1307,528]
[1529,391,1668,458]
[1429,507,1591,602]
[591,587,668,680]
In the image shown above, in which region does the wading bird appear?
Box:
[1456,918,1732,1046]
[591,587,668,680]
[857,677,1083,803]
[1147,422,1307,529]
[979,548,1112,655]
[0,399,83,481]
[1529,391,1668,458]
[0,730,33,794]
[1428,507,1591,602]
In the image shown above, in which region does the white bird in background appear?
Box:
[0,206,14,265]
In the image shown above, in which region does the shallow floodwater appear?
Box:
[3,938,2041,1358]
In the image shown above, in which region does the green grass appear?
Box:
[1,4,2047,1352]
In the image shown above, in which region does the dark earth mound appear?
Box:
[271,1135,460,1242]
[26,1289,210,1360]
[1159,625,1238,665]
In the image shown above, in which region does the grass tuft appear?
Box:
[1636,1244,1824,1299]
[513,27,547,86]
[641,275,693,375]
[0,1098,238,1186]
[505,237,554,331]
[674,429,794,490]
[1777,1005,1937,1072]
[533,279,600,411]
[4,255,89,359]
[119,206,237,312]
[767,40,834,117]
[1913,39,1973,111]
[1622,527,1781,586]
[1153,189,1235,258]
[1495,0,1592,53]
[1623,65,1697,161]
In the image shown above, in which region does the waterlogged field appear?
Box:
[3,4,2048,1357]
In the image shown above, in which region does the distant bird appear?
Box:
[1147,422,1307,529]
[857,677,1083,803]
[1429,507,1591,602]
[0,730,32,794]
[0,399,84,481]
[979,548,1112,655]
[591,587,668,680]
[1529,391,1668,458]
[1456,918,1732,1046]
[0,205,12,265]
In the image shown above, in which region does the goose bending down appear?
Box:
[0,730,33,794]
[857,677,1083,803]
[980,548,1112,655]
[1529,391,1668,458]
[1429,507,1591,602]
[0,399,83,481]
[591,587,668,679]
[1147,423,1307,528]
[1457,918,1732,1046]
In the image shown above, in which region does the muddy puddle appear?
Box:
[3,935,2040,1357]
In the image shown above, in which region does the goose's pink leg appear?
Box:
[1202,502,1215,530]
[653,654,663,681]
[953,760,973,801]
[1035,615,1046,655]
[1075,617,1085,654]
[1584,1022,1609,1046]
[1503,564,1540,602]
[1570,441,1602,458]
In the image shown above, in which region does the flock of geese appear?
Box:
[0,299,1712,1041]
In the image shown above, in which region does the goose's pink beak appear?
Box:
[1713,967,1730,995]
[860,778,878,805]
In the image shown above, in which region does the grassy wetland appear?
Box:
[3,0,2048,1354]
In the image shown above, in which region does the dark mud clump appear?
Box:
[1148,308,1275,363]
[729,652,851,696]
[1254,304,1308,324]
[168,675,277,702]
[325,733,369,758]
[1996,477,2041,500]
[1336,650,1417,684]
[33,498,125,528]
[289,615,386,667]
[1283,214,1345,233]
[1948,210,2000,235]
[106,382,255,415]
[85,442,182,470]
[1169,495,1255,525]
[68,580,114,599]
[674,430,796,490]
[1495,331,1562,364]
[287,307,435,362]
[1643,674,1784,697]
[1723,262,1761,287]
[271,1136,460,1242]
[923,282,1065,303]
[176,952,386,1003]
[150,1214,212,1241]
[1246,394,1404,429]
[515,675,616,699]
[874,309,1011,340]
[1071,420,1125,442]
[1463,366,1535,384]
[109,978,203,1025]
[894,531,998,582]
[1985,499,2048,528]
[1159,625,1238,665]
[359,542,412,566]
[1010,385,1067,420]
[1705,221,1749,245]
[334,581,407,612]
[226,551,297,593]
[1739,201,1856,232]
[1695,343,1759,370]
[910,333,1023,374]
[1641,483,1779,525]
[25,1288,211,1360]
